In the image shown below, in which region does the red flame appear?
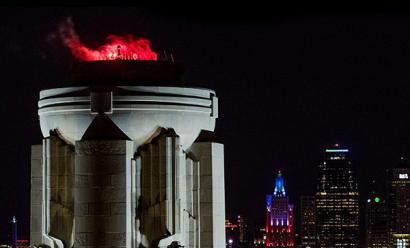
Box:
[58,18,157,61]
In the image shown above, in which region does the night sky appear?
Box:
[1,7,410,242]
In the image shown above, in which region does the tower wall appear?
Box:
[190,142,225,248]
[136,131,184,246]
[30,144,43,245]
[31,136,76,248]
[74,139,134,248]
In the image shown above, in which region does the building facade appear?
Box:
[300,196,315,248]
[387,159,410,248]
[266,171,294,247]
[315,146,359,248]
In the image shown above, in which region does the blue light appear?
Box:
[266,194,272,206]
[274,171,286,196]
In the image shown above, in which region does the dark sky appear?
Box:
[0,7,410,242]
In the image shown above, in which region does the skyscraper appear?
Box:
[365,182,388,248]
[300,196,315,248]
[266,171,294,247]
[315,145,359,248]
[386,158,410,247]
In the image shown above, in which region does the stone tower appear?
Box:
[30,60,225,248]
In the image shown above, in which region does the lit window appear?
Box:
[399,174,408,179]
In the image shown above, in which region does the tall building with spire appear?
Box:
[315,145,359,248]
[266,171,294,247]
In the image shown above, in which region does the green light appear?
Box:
[326,149,349,153]
[374,197,380,203]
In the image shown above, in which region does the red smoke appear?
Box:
[58,18,157,61]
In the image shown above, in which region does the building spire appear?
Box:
[274,170,286,197]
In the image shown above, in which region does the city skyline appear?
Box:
[0,7,410,246]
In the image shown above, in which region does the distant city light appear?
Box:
[326,149,349,153]
[374,197,380,203]
[399,174,408,179]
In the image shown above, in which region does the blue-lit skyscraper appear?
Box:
[266,170,294,247]
[315,145,359,248]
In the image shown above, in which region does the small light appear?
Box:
[228,239,233,244]
[399,174,408,179]
[374,197,380,203]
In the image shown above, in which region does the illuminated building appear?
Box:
[30,43,225,247]
[365,183,388,248]
[391,234,410,248]
[253,227,267,248]
[315,145,359,248]
[11,216,17,248]
[300,196,315,248]
[386,158,410,247]
[226,218,239,248]
[265,170,294,247]
[225,215,249,248]
[2,218,29,248]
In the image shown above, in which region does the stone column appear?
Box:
[74,139,134,248]
[30,144,43,246]
[190,142,225,248]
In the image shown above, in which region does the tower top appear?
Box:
[325,144,349,160]
[274,170,286,197]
